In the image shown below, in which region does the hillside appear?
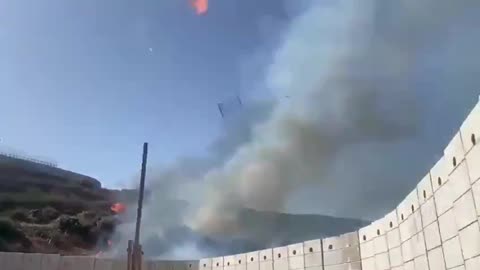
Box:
[0,165,369,257]
[140,208,369,258]
[0,163,137,255]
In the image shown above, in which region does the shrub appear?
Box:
[0,217,23,241]
[10,209,31,222]
[39,206,59,223]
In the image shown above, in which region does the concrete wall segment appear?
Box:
[397,189,420,222]
[384,209,399,232]
[273,246,288,261]
[287,243,304,270]
[464,255,480,270]
[4,252,23,270]
[59,256,95,270]
[424,221,442,251]
[94,258,114,270]
[111,259,128,270]
[448,161,472,202]
[246,251,259,264]
[466,145,480,184]
[459,101,480,153]
[258,250,273,270]
[303,239,322,268]
[442,236,464,269]
[458,221,480,260]
[388,246,403,267]
[438,208,459,242]
[324,262,361,270]
[41,254,61,270]
[323,246,360,266]
[453,190,478,230]
[472,180,480,217]
[444,132,466,175]
[200,258,213,269]
[246,251,260,270]
[417,173,434,206]
[420,197,437,228]
[435,179,456,216]
[23,253,43,270]
[225,255,236,270]
[235,254,247,270]
[212,256,224,268]
[430,156,448,193]
[427,247,446,270]
[259,249,273,262]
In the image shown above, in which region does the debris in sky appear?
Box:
[149,48,153,52]
[190,0,208,15]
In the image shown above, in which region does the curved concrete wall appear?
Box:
[1,98,479,270]
[197,98,480,270]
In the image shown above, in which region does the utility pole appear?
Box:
[128,142,148,270]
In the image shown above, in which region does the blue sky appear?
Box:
[0,0,479,217]
[0,0,293,187]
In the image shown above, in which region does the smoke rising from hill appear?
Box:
[116,0,480,258]
[189,0,478,236]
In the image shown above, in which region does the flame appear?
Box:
[110,203,126,214]
[190,0,208,15]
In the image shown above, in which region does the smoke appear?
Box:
[190,0,480,234]
[115,0,480,258]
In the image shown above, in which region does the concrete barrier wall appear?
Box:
[0,253,198,270]
[1,99,479,270]
[198,100,480,270]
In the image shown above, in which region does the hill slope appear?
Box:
[0,163,136,254]
[0,165,368,256]
[141,208,369,258]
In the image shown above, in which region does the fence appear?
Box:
[0,152,101,188]
[0,151,58,168]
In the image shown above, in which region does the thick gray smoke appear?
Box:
[190,0,479,236]
[114,0,480,258]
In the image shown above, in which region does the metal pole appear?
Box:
[131,142,148,270]
[127,240,133,270]
[134,142,148,246]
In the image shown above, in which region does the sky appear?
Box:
[0,0,294,187]
[0,0,479,220]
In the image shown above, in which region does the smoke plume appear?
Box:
[116,0,480,258]
[189,0,479,236]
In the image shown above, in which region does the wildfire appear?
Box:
[110,203,126,214]
[190,0,208,15]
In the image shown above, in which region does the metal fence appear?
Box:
[0,151,58,168]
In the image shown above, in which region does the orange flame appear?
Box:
[190,0,208,15]
[110,203,126,214]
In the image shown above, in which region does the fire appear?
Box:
[190,0,208,15]
[110,203,126,214]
